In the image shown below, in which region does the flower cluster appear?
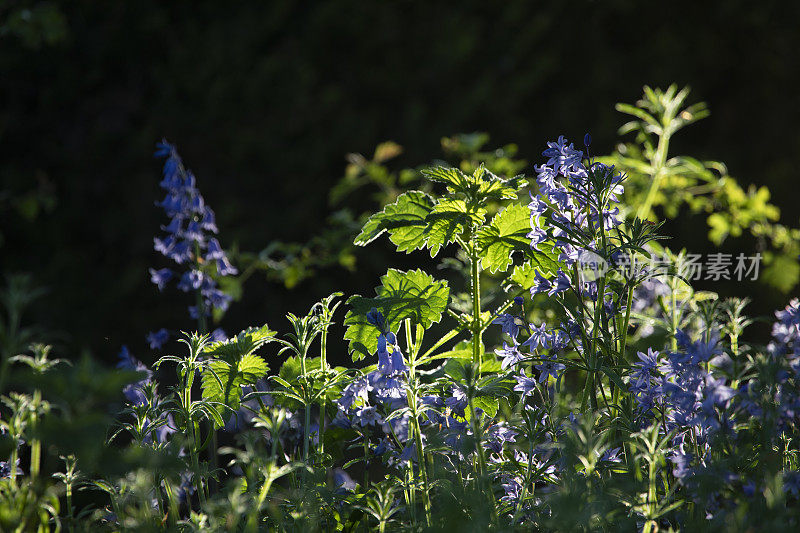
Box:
[148,141,237,346]
[528,136,624,290]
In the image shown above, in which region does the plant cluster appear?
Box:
[1,118,800,531]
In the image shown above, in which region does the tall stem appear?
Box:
[318,326,328,457]
[636,128,671,220]
[619,285,635,362]
[469,245,483,377]
[404,331,432,527]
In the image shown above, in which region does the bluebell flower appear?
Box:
[630,348,660,388]
[514,370,538,396]
[151,141,237,317]
[485,424,518,454]
[529,269,552,296]
[445,387,468,417]
[354,406,383,427]
[0,460,22,478]
[337,377,371,411]
[366,307,389,335]
[382,412,411,443]
[670,448,695,481]
[376,331,407,376]
[598,447,622,464]
[496,342,525,370]
[500,476,524,504]
[400,442,417,463]
[146,328,170,350]
[370,439,389,456]
[547,271,571,296]
[700,375,735,413]
[492,313,524,340]
[534,354,565,383]
[209,328,227,342]
[117,346,152,406]
[149,268,173,291]
[333,468,357,493]
[542,135,584,176]
[521,322,549,352]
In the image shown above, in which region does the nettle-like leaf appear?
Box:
[344,268,449,361]
[425,198,485,257]
[509,248,561,290]
[476,202,561,276]
[422,164,526,201]
[476,203,532,273]
[202,324,276,362]
[355,191,434,252]
[200,324,275,426]
[201,354,270,425]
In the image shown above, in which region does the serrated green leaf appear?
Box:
[425,198,485,257]
[344,269,449,361]
[508,244,561,289]
[467,396,499,420]
[422,166,473,193]
[203,324,276,362]
[201,354,269,426]
[422,164,526,201]
[476,203,533,273]
[278,355,322,382]
[354,191,434,252]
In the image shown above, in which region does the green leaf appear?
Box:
[201,353,269,426]
[344,269,450,361]
[476,203,533,273]
[425,198,485,257]
[508,245,561,289]
[354,191,434,252]
[203,324,276,362]
[422,164,526,201]
[470,396,499,419]
[278,355,322,382]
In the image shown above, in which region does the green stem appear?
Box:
[405,350,432,527]
[469,246,483,377]
[636,128,672,221]
[319,324,328,457]
[619,284,635,362]
[184,370,207,506]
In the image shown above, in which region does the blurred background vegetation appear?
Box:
[1,0,798,366]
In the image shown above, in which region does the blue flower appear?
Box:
[146,328,169,350]
[376,331,407,376]
[445,387,468,417]
[496,342,525,370]
[152,141,237,316]
[117,346,152,406]
[353,406,383,427]
[486,424,518,454]
[529,269,552,296]
[542,135,584,176]
[149,268,173,291]
[333,468,357,492]
[366,307,389,335]
[547,271,571,296]
[534,353,565,383]
[514,370,538,396]
[492,313,524,340]
[0,460,22,478]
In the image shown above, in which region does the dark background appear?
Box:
[1,0,798,366]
